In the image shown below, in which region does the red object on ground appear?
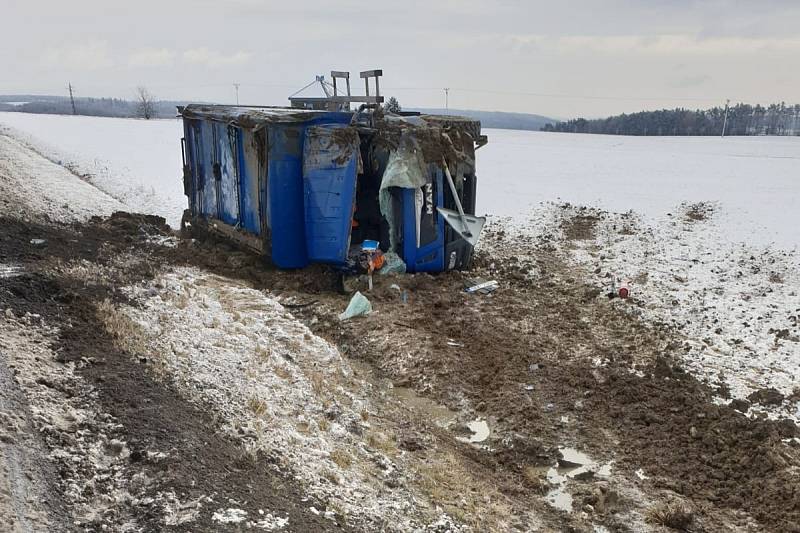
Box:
[618,282,630,299]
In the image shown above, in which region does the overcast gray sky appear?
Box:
[2,0,799,118]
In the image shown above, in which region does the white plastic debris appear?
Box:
[338,291,372,320]
[212,508,248,524]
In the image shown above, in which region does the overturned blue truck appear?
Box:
[178,70,487,273]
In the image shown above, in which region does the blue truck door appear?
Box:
[302,125,359,265]
[401,165,445,272]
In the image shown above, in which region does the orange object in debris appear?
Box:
[370,253,385,270]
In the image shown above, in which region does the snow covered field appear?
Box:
[2,113,798,250]
[479,129,800,249]
[0,112,184,228]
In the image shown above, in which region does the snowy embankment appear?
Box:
[0,134,126,221]
[0,112,184,228]
[116,267,460,530]
[519,202,800,421]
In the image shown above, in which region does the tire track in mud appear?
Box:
[0,348,67,533]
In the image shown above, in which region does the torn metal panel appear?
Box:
[216,123,240,226]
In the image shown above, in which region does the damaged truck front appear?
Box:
[178,104,487,273]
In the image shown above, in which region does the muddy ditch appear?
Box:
[162,215,800,531]
[0,215,350,532]
[2,211,800,531]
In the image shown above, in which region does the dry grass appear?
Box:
[308,371,325,395]
[414,451,512,530]
[769,271,785,284]
[329,449,353,469]
[170,290,190,309]
[273,366,291,380]
[255,344,271,360]
[95,299,148,355]
[326,500,347,522]
[247,396,268,418]
[685,202,712,222]
[366,431,397,455]
[95,300,171,383]
[561,214,600,241]
[522,465,549,494]
[647,502,694,530]
[417,452,461,501]
[321,468,341,485]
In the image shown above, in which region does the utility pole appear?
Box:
[443,87,449,112]
[68,82,77,115]
[233,83,240,105]
[721,99,730,137]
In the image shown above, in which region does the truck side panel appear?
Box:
[267,124,309,268]
[238,129,262,235]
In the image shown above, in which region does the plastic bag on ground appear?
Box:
[379,251,406,275]
[339,291,372,320]
[379,132,429,251]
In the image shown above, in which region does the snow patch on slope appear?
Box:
[547,202,800,420]
[0,134,126,221]
[0,113,183,227]
[119,267,462,531]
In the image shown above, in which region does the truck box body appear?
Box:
[178,104,485,272]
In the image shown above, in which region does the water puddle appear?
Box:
[0,264,23,279]
[457,419,491,443]
[544,447,613,513]
[350,360,492,441]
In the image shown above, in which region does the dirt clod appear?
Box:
[747,387,785,406]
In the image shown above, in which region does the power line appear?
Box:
[383,86,724,103]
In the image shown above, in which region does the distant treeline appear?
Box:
[411,108,554,131]
[542,103,800,136]
[0,95,180,119]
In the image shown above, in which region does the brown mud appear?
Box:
[2,211,799,531]
[172,219,800,532]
